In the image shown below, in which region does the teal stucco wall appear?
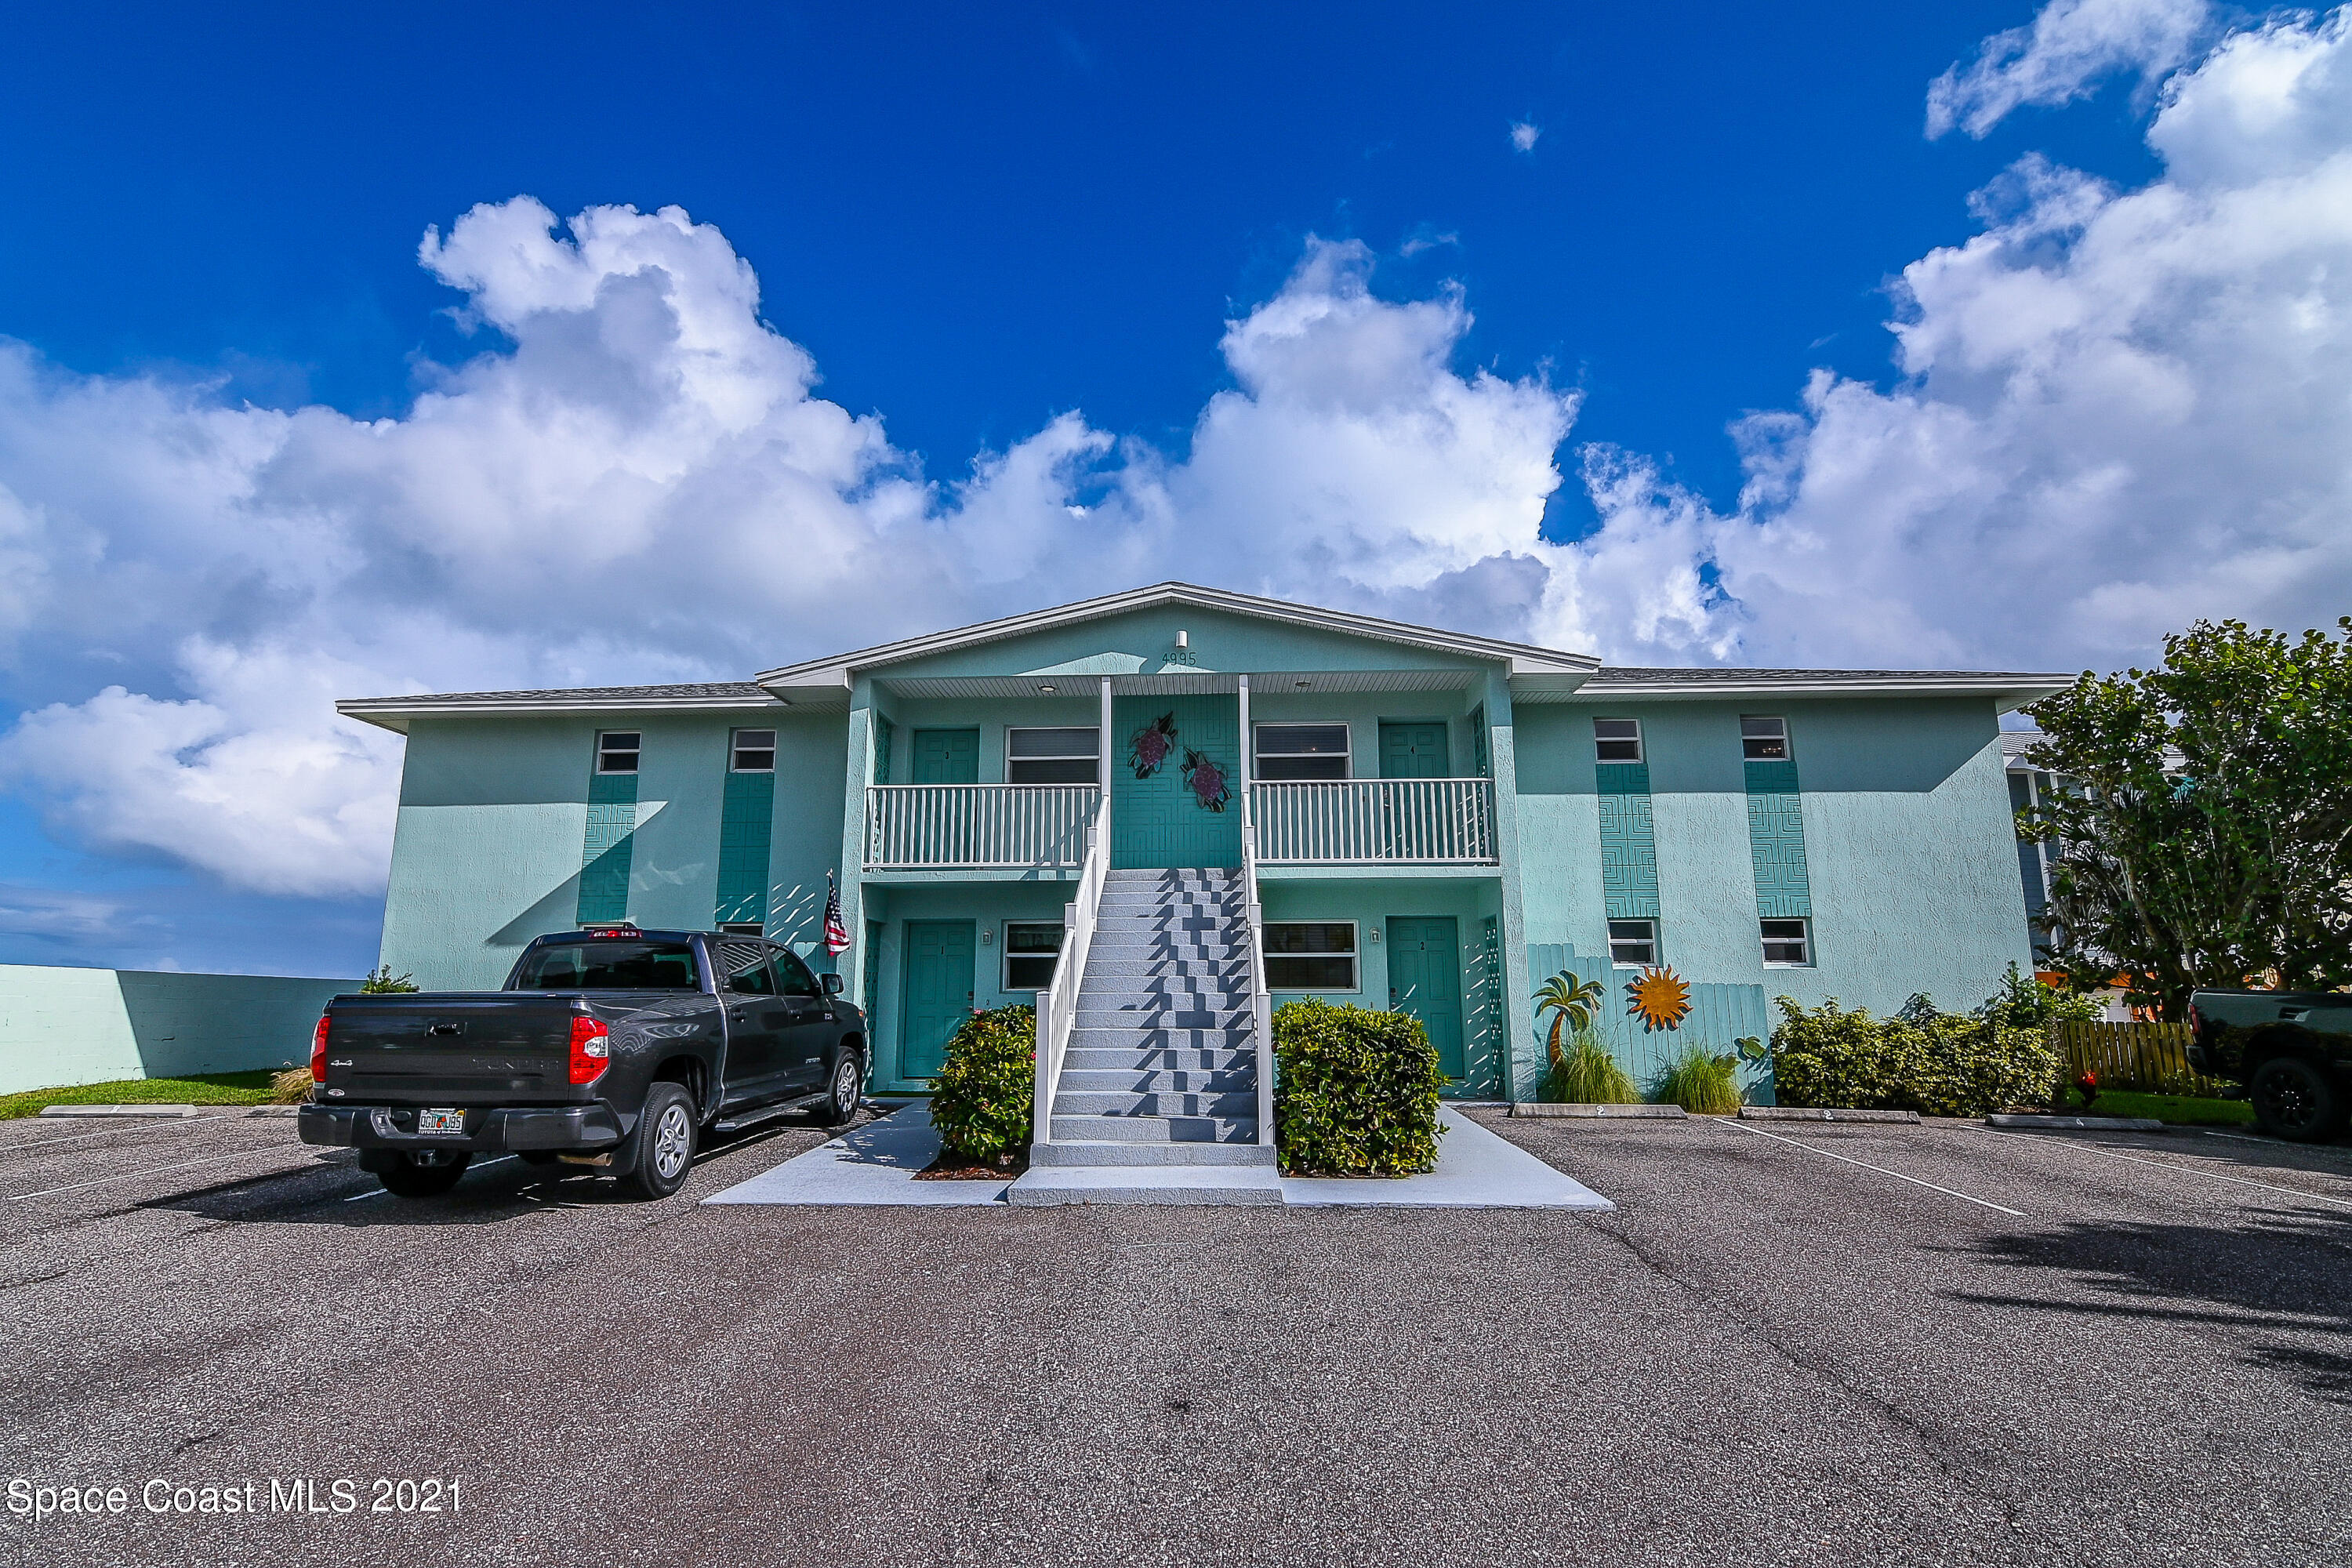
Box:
[0,965,358,1096]
[379,710,844,989]
[1512,696,2032,1019]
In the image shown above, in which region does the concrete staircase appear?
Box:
[1007,868,1279,1206]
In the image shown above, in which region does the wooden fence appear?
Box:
[2051,1020,2224,1098]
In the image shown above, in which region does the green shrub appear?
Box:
[1652,1043,1741,1114]
[1273,999,1447,1176]
[928,1005,1036,1161]
[1541,1027,1639,1103]
[1769,996,2060,1116]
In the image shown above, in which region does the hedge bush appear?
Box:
[1769,996,2059,1116]
[928,1004,1036,1162]
[1272,999,1447,1176]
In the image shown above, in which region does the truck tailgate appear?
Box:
[321,993,583,1104]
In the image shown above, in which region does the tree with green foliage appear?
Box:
[2020,618,2352,1018]
[1975,961,2100,1032]
[360,965,419,993]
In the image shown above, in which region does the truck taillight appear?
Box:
[568,1016,612,1085]
[310,1014,331,1082]
[2187,1003,2203,1036]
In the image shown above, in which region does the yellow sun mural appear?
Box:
[1626,966,1693,1032]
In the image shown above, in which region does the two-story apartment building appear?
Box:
[342,583,2066,1114]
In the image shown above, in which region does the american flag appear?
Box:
[822,873,851,956]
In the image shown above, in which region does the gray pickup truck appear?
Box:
[299,924,866,1199]
[2189,989,2352,1142]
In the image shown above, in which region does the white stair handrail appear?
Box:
[1240,789,1276,1156]
[1032,795,1110,1145]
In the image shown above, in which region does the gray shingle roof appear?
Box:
[344,682,772,706]
[1588,666,2068,687]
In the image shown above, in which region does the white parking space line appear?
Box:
[1711,1116,2027,1217]
[343,1155,517,1202]
[7,1144,321,1201]
[0,1115,232,1152]
[1976,1125,2352,1212]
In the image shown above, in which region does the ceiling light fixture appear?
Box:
[1037,684,1055,694]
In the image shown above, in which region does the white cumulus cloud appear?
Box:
[1509,121,1541,152]
[0,220,1573,897]
[1927,0,2213,137]
[1565,0,2352,670]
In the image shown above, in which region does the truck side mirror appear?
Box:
[822,973,844,997]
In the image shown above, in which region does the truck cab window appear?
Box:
[772,948,824,1000]
[720,945,776,994]
[517,940,699,989]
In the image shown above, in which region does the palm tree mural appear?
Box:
[1533,969,1606,1070]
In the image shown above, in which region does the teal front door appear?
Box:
[1380,721,1450,779]
[1111,695,1243,869]
[1386,916,1465,1080]
[899,920,975,1081]
[911,728,979,784]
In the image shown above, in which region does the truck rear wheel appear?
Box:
[2250,1056,2345,1142]
[377,1151,471,1198]
[616,1083,698,1200]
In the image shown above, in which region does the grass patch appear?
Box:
[1653,1044,1741,1116]
[0,1071,281,1120]
[2077,1089,2253,1126]
[1541,1027,1639,1104]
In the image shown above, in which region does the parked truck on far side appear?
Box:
[2188,989,2352,1142]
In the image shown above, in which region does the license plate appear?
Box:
[416,1109,466,1134]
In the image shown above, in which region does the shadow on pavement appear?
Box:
[1955,1205,2352,1404]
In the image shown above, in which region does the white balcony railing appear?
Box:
[1250,779,1498,865]
[864,784,1101,869]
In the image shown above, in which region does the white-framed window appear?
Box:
[1263,922,1357,989]
[597,731,641,774]
[1006,727,1100,785]
[1593,717,1643,764]
[1740,716,1789,761]
[1762,917,1813,966]
[1607,919,1657,967]
[1002,922,1065,990]
[1255,723,1349,782]
[717,921,765,937]
[731,728,776,771]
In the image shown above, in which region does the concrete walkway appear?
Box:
[702,1105,1011,1206]
[706,1103,1611,1210]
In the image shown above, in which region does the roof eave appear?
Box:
[335,692,793,735]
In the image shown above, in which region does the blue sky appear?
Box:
[0,0,2343,978]
[2,2,2151,517]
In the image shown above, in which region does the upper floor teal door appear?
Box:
[1111,695,1242,869]
[911,728,979,784]
[1386,916,1465,1079]
[1379,721,1451,779]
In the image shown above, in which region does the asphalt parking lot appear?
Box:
[2,1106,2347,1568]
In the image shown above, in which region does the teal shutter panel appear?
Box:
[872,717,894,784]
[1595,761,1660,920]
[1744,758,1813,918]
[577,771,637,924]
[713,769,777,927]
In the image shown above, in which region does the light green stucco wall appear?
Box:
[1511,696,2033,1018]
[0,966,358,1096]
[380,710,846,989]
